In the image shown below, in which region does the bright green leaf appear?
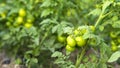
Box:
[108,51,120,62]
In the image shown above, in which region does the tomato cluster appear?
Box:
[57,25,95,52]
[110,31,120,52]
[1,8,34,29]
[15,8,33,28]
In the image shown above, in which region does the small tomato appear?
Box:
[24,23,32,28]
[75,36,86,47]
[19,8,26,17]
[111,45,118,52]
[66,45,75,52]
[16,16,24,24]
[110,32,117,38]
[67,36,76,47]
[57,35,66,43]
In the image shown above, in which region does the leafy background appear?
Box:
[0,0,120,68]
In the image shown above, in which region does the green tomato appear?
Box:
[1,12,6,19]
[111,40,116,45]
[75,36,86,47]
[111,45,118,52]
[110,32,117,38]
[66,45,75,52]
[16,16,23,24]
[74,29,79,35]
[57,35,66,43]
[117,38,120,43]
[19,8,26,17]
[67,36,76,47]
[24,23,33,28]
[89,26,95,32]
[81,29,87,34]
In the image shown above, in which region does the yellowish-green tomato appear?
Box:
[117,38,120,43]
[67,36,76,47]
[16,16,24,24]
[24,23,32,28]
[1,13,6,19]
[66,45,75,52]
[110,32,117,38]
[57,35,66,43]
[89,26,95,32]
[27,19,33,23]
[75,36,86,47]
[19,8,26,17]
[66,10,71,17]
[74,29,79,35]
[81,29,87,35]
[111,40,116,45]
[111,45,118,52]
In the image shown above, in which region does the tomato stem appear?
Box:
[94,12,104,28]
[94,3,109,27]
[75,46,87,68]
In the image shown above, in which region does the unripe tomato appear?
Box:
[19,8,26,17]
[111,45,118,52]
[110,32,117,38]
[89,26,95,32]
[57,35,66,43]
[16,17,23,24]
[66,45,75,52]
[24,23,32,28]
[75,36,86,47]
[67,36,76,47]
[67,10,71,17]
[117,38,120,43]
[111,40,116,45]
[74,29,79,35]
[1,13,6,19]
[81,29,87,35]
[27,19,33,23]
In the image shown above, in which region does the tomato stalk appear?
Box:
[94,11,104,28]
[75,46,87,68]
[94,2,112,28]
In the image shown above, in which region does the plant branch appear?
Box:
[75,46,87,68]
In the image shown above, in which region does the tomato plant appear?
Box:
[0,0,120,68]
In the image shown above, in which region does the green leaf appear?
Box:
[31,58,38,63]
[40,19,51,25]
[63,27,73,34]
[102,1,112,13]
[25,50,33,54]
[79,64,85,68]
[51,51,63,57]
[41,9,53,17]
[108,51,120,62]
[2,34,10,40]
[41,0,51,7]
[52,25,58,33]
[112,20,120,28]
[15,58,22,64]
[88,8,101,16]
